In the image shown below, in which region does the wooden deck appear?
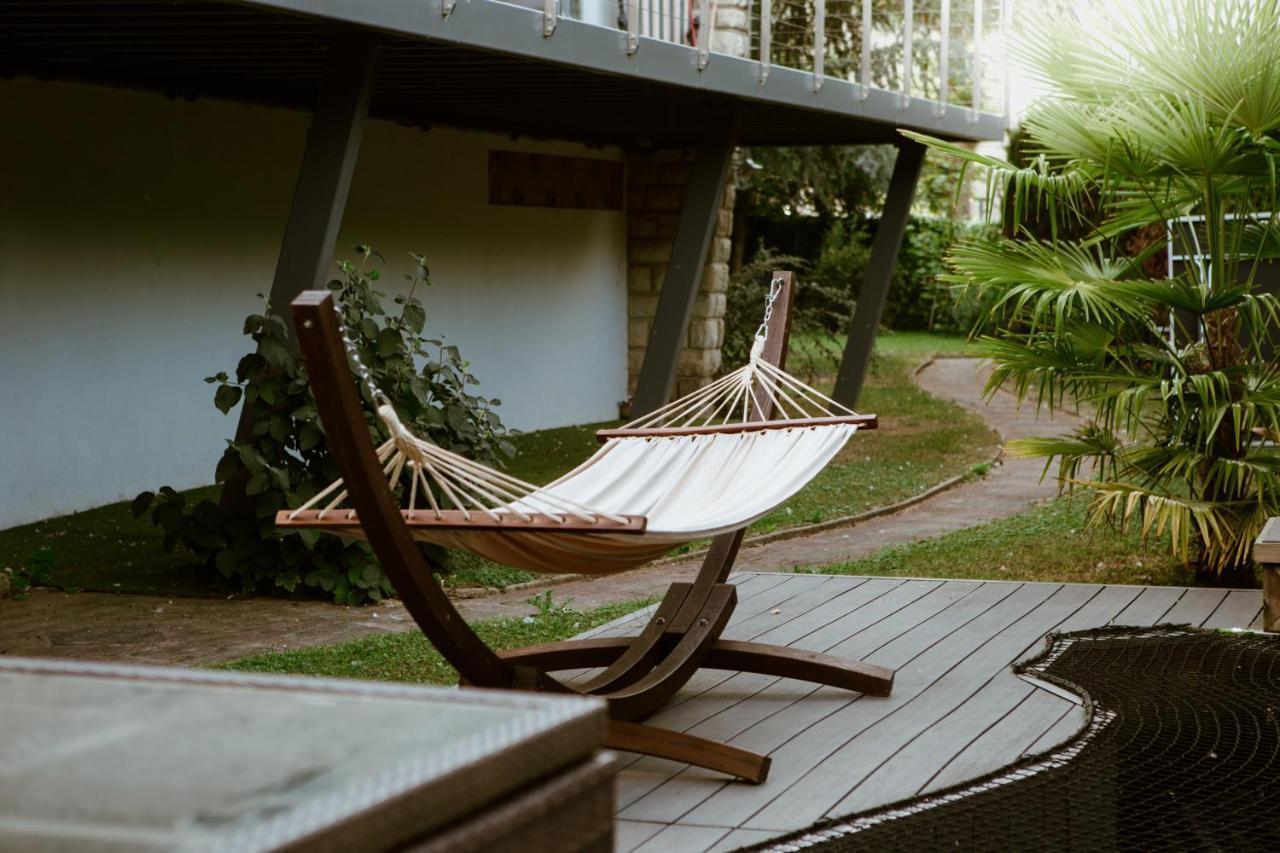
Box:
[562,573,1265,852]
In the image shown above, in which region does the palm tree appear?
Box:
[907,0,1280,579]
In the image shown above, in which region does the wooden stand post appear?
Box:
[832,139,926,407]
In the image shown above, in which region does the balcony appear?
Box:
[1,0,1011,146]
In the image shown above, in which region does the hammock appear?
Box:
[279,281,875,574]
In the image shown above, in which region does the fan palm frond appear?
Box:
[913,0,1280,575]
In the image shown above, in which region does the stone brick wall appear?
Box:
[711,0,753,58]
[624,9,750,401]
[625,152,734,399]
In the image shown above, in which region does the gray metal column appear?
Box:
[630,130,737,416]
[832,139,926,406]
[223,39,378,514]
[266,38,379,329]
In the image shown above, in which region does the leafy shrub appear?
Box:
[134,248,513,604]
[0,547,55,598]
[889,217,991,334]
[806,220,871,331]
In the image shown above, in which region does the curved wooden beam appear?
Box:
[291,292,528,692]
[607,721,770,784]
[499,637,894,696]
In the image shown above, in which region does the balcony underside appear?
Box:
[0,0,1004,148]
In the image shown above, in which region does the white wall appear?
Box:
[0,78,627,529]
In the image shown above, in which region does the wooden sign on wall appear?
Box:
[488,150,624,210]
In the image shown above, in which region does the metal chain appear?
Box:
[754,276,785,340]
[334,302,390,406]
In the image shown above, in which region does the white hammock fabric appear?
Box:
[287,328,869,575]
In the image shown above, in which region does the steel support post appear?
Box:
[224,38,378,514]
[630,128,737,415]
[265,38,379,330]
[832,139,926,406]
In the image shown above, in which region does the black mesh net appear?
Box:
[756,627,1280,852]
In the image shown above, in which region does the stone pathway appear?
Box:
[0,359,1078,666]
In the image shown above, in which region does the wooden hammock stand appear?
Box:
[283,274,894,784]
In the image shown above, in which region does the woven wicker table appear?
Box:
[0,657,614,852]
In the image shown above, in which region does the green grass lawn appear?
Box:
[795,497,1194,587]
[222,594,654,685]
[0,331,991,597]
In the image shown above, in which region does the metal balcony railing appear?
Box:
[524,0,1012,125]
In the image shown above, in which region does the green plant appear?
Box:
[910,0,1280,577]
[807,219,871,331]
[134,247,513,603]
[890,217,989,333]
[0,547,56,598]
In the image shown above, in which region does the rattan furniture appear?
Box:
[0,657,615,852]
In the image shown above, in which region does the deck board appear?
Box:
[1203,588,1264,628]
[921,687,1078,794]
[1162,587,1229,626]
[814,584,1103,822]
[1110,585,1184,626]
[598,574,1264,850]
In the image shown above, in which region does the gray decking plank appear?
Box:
[616,582,981,823]
[730,576,904,649]
[681,582,1054,831]
[613,578,896,806]
[921,687,1080,794]
[638,579,883,716]
[564,574,813,688]
[1015,584,1149,667]
[643,579,913,732]
[718,576,851,641]
[816,584,1104,820]
[615,819,665,852]
[674,581,994,754]
[1109,585,1184,626]
[1024,705,1085,755]
[836,680,1037,814]
[685,581,970,746]
[619,580,950,822]
[1202,589,1264,628]
[1049,584,1144,634]
[1160,587,1229,627]
[603,577,1244,851]
[822,581,1017,667]
[573,572,793,644]
[630,824,729,853]
[616,579,915,810]
[704,828,778,852]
